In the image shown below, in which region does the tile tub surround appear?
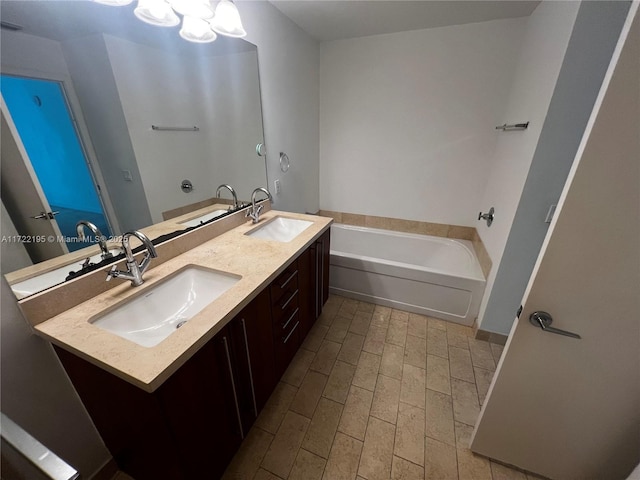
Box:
[318,210,492,278]
[222,295,540,480]
[31,209,332,392]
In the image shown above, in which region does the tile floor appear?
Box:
[222,294,541,480]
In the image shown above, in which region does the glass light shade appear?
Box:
[179,16,217,43]
[94,0,134,5]
[134,0,180,26]
[168,0,214,20]
[210,0,246,38]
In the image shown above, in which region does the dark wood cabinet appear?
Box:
[54,226,331,479]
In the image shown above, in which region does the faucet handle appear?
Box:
[106,265,118,281]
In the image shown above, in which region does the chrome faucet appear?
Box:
[106,231,157,287]
[76,220,112,261]
[245,187,273,224]
[216,184,239,210]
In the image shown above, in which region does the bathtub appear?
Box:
[329,224,486,326]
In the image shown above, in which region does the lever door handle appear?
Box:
[529,311,581,339]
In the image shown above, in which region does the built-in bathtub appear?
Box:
[329,224,486,326]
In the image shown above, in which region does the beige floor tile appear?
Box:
[302,324,330,352]
[350,311,373,336]
[399,363,426,409]
[424,437,458,480]
[427,316,448,331]
[490,343,505,364]
[447,330,470,349]
[391,455,425,480]
[380,343,405,380]
[358,416,396,480]
[474,367,494,405]
[352,351,381,392]
[404,334,427,369]
[253,468,282,480]
[261,411,310,478]
[325,295,345,309]
[310,340,342,375]
[370,374,401,425]
[451,379,480,427]
[223,427,274,480]
[339,298,360,317]
[363,325,388,355]
[386,316,409,347]
[324,361,356,404]
[446,322,474,337]
[337,332,366,365]
[426,354,451,395]
[395,403,425,466]
[338,385,373,441]
[468,339,496,371]
[322,432,363,480]
[426,389,455,446]
[290,371,329,419]
[255,382,298,434]
[449,347,475,383]
[407,313,428,339]
[454,421,474,449]
[326,315,353,343]
[391,309,410,321]
[490,461,528,480]
[427,328,449,358]
[371,305,392,328]
[289,449,326,480]
[282,348,316,387]
[357,301,376,314]
[302,397,343,459]
[457,448,492,480]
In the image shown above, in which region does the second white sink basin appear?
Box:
[91,266,241,347]
[180,210,228,227]
[246,216,313,242]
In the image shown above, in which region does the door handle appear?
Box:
[529,311,581,339]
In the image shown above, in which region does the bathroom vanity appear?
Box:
[23,207,331,479]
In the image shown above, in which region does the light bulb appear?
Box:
[134,0,180,27]
[180,15,217,43]
[210,0,246,38]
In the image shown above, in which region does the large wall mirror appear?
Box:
[1,0,267,299]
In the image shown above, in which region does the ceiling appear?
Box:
[269,0,541,42]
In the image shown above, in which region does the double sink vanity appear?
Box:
[18,202,332,479]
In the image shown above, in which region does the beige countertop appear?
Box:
[34,210,332,393]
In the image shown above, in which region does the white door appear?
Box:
[471,5,639,480]
[1,97,67,261]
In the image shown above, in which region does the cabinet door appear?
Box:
[157,332,243,479]
[320,228,331,307]
[228,288,275,432]
[297,246,314,338]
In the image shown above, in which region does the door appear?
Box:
[471,5,639,480]
[0,99,67,262]
[1,75,112,253]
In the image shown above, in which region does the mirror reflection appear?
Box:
[0,0,267,298]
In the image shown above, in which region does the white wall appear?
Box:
[239,1,320,214]
[105,36,265,222]
[319,19,524,225]
[475,1,580,329]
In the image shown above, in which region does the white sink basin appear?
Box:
[11,248,123,299]
[180,210,228,227]
[246,216,313,242]
[91,266,241,347]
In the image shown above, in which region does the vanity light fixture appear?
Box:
[94,0,246,43]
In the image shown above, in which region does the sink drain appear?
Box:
[176,320,188,329]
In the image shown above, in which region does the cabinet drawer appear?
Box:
[272,287,299,326]
[270,262,299,305]
[274,315,301,377]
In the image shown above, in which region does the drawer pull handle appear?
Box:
[240,318,258,416]
[279,270,297,290]
[282,307,299,331]
[222,336,244,439]
[281,288,298,311]
[282,321,300,344]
